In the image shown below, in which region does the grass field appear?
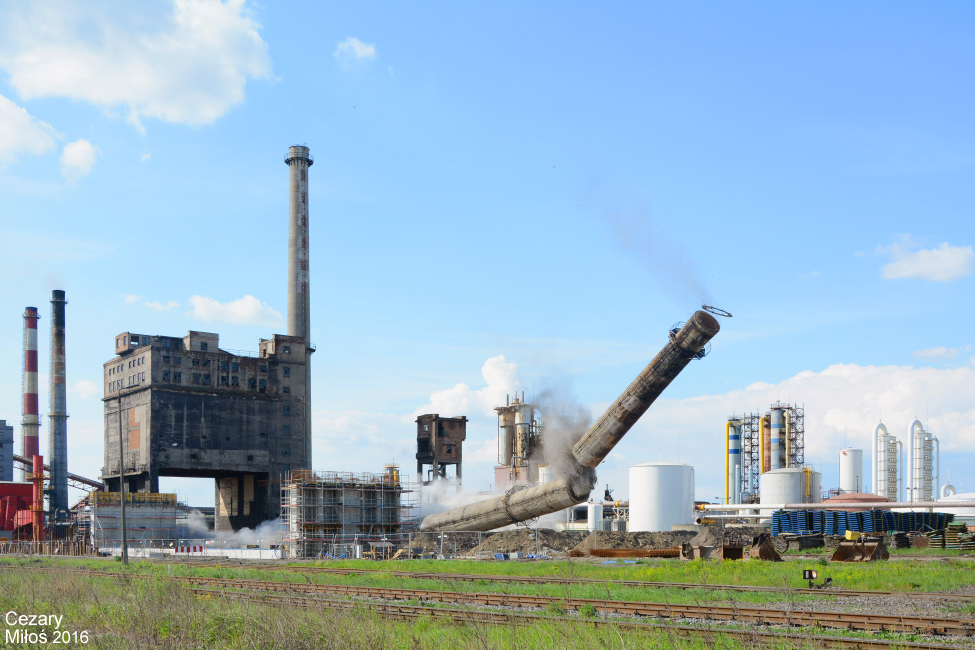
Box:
[1,557,972,648]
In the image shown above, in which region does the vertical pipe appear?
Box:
[49,290,68,517]
[734,463,741,504]
[907,420,922,502]
[285,145,314,470]
[933,436,939,500]
[770,408,785,470]
[896,439,903,503]
[725,421,730,504]
[873,423,888,495]
[22,307,40,482]
[759,416,768,475]
[31,455,44,542]
[784,410,791,469]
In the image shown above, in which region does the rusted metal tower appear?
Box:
[49,290,68,516]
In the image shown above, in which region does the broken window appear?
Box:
[202,359,211,367]
[202,374,211,385]
[231,362,239,372]
[163,371,170,381]
[200,342,208,351]
[192,373,201,384]
[249,378,256,389]
[231,376,239,386]
[259,364,267,373]
[174,357,181,366]
[220,375,228,386]
[283,367,291,378]
[282,444,290,455]
[259,379,266,391]
[282,386,290,394]
[282,346,290,354]
[163,356,170,364]
[192,358,200,368]
[283,406,290,416]
[220,361,228,371]
[174,372,182,382]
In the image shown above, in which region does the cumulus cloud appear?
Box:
[334,37,376,66]
[69,380,99,399]
[0,93,58,164]
[60,138,101,181]
[913,345,970,362]
[188,294,283,327]
[879,236,974,282]
[121,293,143,305]
[0,0,272,133]
[412,355,521,418]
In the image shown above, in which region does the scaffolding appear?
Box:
[735,403,805,503]
[280,465,417,559]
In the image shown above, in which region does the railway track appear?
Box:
[186,586,967,650]
[194,562,975,603]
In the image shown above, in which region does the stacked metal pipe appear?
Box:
[419,310,720,532]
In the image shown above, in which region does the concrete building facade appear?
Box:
[101,330,309,531]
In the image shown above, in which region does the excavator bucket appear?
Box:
[830,538,889,562]
[680,542,715,561]
[748,533,783,562]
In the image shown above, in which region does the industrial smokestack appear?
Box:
[285,145,314,467]
[21,307,40,482]
[49,290,68,516]
[420,310,721,532]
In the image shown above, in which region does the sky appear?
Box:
[0,1,973,510]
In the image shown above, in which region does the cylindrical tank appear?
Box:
[628,463,694,532]
[770,408,786,470]
[499,409,514,466]
[936,491,975,526]
[537,466,555,485]
[760,468,821,505]
[727,420,740,504]
[586,501,602,531]
[838,448,863,494]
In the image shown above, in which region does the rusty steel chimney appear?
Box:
[419,310,721,532]
[21,307,40,482]
[49,290,68,517]
[285,145,313,467]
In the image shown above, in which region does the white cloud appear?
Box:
[0,93,58,164]
[145,300,180,311]
[140,152,151,162]
[121,293,143,305]
[0,0,272,133]
[913,346,970,362]
[60,138,101,181]
[70,380,98,399]
[413,355,521,418]
[334,37,376,66]
[879,236,974,282]
[188,294,283,327]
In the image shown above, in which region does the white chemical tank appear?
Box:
[936,492,975,526]
[586,501,602,532]
[760,468,822,505]
[839,448,863,494]
[537,466,555,485]
[629,462,694,532]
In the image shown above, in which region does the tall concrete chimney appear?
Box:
[49,290,68,516]
[285,145,313,467]
[22,307,40,482]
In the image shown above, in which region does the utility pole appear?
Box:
[118,394,128,566]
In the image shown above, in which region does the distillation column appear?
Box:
[22,307,40,482]
[285,146,314,469]
[769,407,786,470]
[49,290,68,516]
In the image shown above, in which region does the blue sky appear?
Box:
[0,1,973,509]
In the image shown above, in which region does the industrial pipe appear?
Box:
[31,455,44,542]
[704,500,975,511]
[872,423,887,495]
[933,435,940,501]
[419,310,721,532]
[724,421,730,505]
[896,439,903,502]
[759,416,768,474]
[907,419,922,502]
[784,410,791,469]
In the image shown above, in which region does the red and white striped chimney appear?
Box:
[22,307,40,481]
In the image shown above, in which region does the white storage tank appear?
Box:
[537,466,555,485]
[586,501,602,532]
[629,462,694,532]
[760,468,821,505]
[839,448,863,494]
